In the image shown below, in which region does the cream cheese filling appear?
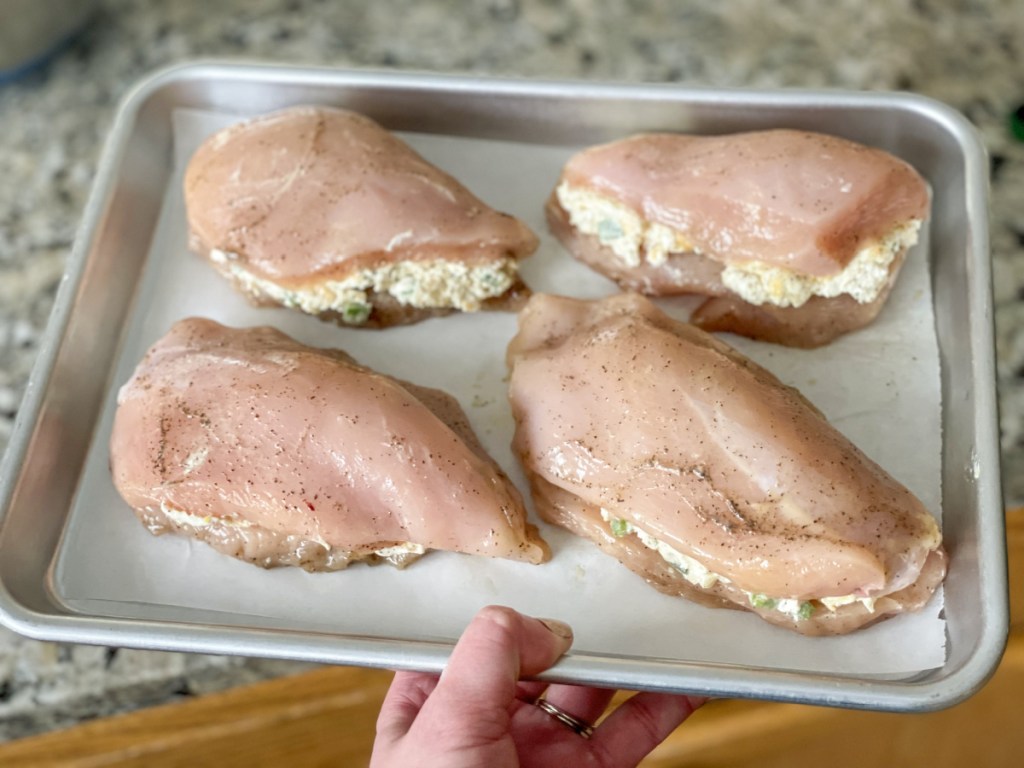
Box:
[556,182,695,268]
[600,509,877,618]
[556,182,920,308]
[720,220,921,308]
[159,501,426,559]
[210,249,517,322]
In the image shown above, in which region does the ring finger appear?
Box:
[538,683,616,728]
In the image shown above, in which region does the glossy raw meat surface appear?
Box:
[184,107,538,327]
[507,293,945,634]
[558,129,928,275]
[186,106,538,282]
[550,130,929,347]
[111,318,549,570]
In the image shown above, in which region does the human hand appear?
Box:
[371,605,705,768]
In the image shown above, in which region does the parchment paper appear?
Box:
[55,108,945,675]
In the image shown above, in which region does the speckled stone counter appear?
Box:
[1,0,1022,741]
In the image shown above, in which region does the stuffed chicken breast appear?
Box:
[185,107,538,328]
[111,318,549,570]
[548,130,930,347]
[507,293,945,635]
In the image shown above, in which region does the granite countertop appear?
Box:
[1,0,1022,742]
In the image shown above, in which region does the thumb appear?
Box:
[425,605,573,719]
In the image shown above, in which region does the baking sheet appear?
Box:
[54,107,944,676]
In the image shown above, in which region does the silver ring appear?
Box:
[535,698,594,739]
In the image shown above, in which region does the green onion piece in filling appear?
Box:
[342,302,371,325]
[798,601,816,620]
[598,218,624,242]
[609,518,630,538]
[749,593,777,610]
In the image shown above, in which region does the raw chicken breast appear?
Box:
[111,318,549,570]
[549,130,929,347]
[507,293,945,635]
[185,106,538,328]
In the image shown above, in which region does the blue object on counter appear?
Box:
[0,1,97,85]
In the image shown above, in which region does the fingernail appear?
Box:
[538,617,573,640]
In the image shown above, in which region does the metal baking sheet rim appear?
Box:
[0,61,1007,712]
